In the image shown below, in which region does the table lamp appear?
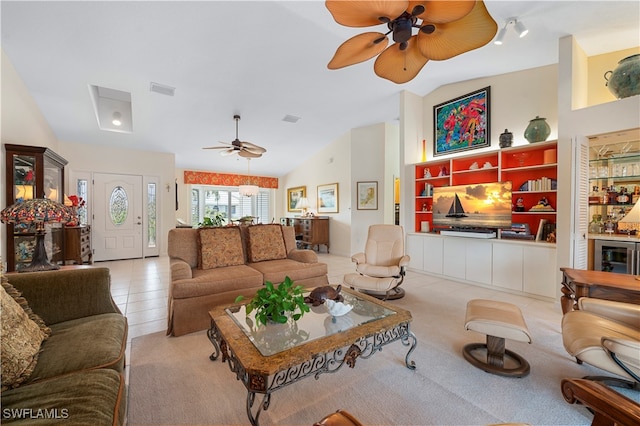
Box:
[616,200,640,236]
[295,197,311,216]
[1,198,76,272]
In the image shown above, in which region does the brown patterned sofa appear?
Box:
[167,223,329,336]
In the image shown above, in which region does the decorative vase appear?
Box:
[524,116,550,143]
[604,54,640,99]
[499,129,513,148]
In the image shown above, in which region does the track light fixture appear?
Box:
[514,19,528,38]
[494,27,507,45]
[494,17,528,45]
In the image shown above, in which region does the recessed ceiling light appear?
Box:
[88,85,132,133]
[112,112,122,126]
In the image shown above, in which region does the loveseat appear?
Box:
[167,223,329,336]
[1,267,127,425]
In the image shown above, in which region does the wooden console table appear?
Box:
[560,267,640,314]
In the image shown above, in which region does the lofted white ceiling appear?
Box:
[1,1,639,177]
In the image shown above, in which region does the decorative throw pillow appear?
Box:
[198,227,245,270]
[1,275,51,337]
[1,284,49,391]
[245,224,287,263]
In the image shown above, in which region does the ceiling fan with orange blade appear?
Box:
[203,115,266,158]
[326,0,498,84]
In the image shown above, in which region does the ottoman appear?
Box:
[463,299,532,377]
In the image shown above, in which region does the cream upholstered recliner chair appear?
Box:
[561,297,640,389]
[343,224,410,300]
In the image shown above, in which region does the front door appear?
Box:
[93,173,143,261]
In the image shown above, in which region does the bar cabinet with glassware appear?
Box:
[588,137,640,235]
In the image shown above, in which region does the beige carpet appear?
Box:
[128,276,637,425]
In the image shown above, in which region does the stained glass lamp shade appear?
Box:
[1,198,75,272]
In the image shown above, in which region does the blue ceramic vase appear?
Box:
[524,116,550,143]
[605,54,640,99]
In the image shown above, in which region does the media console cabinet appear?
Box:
[406,232,557,300]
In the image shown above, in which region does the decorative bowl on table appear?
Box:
[325,299,353,317]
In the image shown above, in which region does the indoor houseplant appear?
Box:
[198,212,226,227]
[236,276,310,325]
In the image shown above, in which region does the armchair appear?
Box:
[343,224,410,300]
[561,297,640,389]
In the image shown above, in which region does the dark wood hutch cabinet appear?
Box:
[4,144,67,272]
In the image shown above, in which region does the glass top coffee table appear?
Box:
[207,287,417,426]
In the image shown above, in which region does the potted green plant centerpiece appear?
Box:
[236,276,310,325]
[198,212,226,227]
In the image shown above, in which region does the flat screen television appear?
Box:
[432,181,512,229]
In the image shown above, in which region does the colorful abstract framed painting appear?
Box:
[317,183,338,213]
[287,186,306,212]
[357,181,378,210]
[433,86,491,156]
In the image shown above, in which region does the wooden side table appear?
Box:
[560,267,640,314]
[64,225,93,265]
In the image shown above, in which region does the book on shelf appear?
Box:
[536,219,548,241]
[519,177,557,191]
[501,223,534,240]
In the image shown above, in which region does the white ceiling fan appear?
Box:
[203,114,266,158]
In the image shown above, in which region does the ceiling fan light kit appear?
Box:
[326,0,498,84]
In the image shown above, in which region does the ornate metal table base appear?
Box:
[208,321,417,426]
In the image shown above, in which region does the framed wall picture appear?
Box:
[317,183,338,213]
[357,181,378,210]
[433,86,491,156]
[287,186,306,212]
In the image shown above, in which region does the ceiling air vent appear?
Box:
[282,114,301,123]
[150,82,175,96]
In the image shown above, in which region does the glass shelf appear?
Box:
[589,175,640,181]
[589,154,640,165]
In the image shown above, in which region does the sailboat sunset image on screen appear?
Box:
[446,193,468,218]
[433,181,512,229]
